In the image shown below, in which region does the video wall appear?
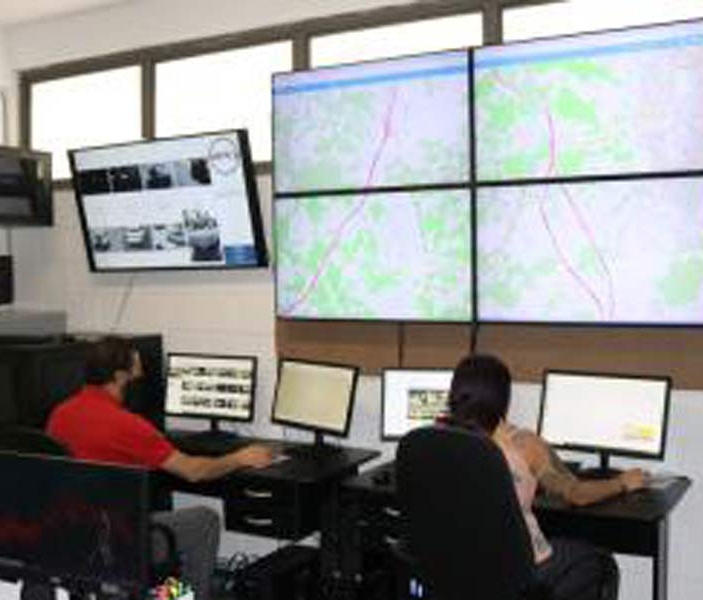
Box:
[273,19,703,325]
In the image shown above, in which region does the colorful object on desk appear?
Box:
[150,576,193,599]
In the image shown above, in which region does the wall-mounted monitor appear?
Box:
[538,369,671,474]
[273,49,470,194]
[382,368,452,440]
[275,188,472,321]
[69,130,268,272]
[476,176,703,325]
[0,146,52,227]
[475,19,703,182]
[165,353,256,425]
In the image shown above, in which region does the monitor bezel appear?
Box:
[69,129,269,273]
[271,357,359,438]
[537,368,672,461]
[0,145,53,227]
[0,452,150,594]
[381,367,453,441]
[164,352,258,424]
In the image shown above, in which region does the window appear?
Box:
[155,41,292,163]
[310,13,483,68]
[504,0,703,41]
[30,66,141,179]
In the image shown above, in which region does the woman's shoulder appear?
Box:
[504,423,548,468]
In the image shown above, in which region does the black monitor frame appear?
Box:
[0,452,150,595]
[69,129,269,273]
[271,357,359,446]
[0,145,52,227]
[165,352,257,431]
[381,367,453,441]
[537,368,672,473]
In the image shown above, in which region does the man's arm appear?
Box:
[513,430,646,506]
[161,444,273,483]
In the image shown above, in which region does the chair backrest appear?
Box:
[0,426,69,456]
[396,426,535,600]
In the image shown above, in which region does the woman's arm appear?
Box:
[513,430,646,506]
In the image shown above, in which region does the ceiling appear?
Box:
[0,0,135,26]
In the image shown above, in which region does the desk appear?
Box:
[161,435,378,581]
[339,460,690,600]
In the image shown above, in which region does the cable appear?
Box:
[111,273,137,333]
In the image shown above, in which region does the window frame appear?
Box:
[18,0,554,186]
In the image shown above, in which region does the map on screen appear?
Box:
[273,50,470,193]
[475,20,703,181]
[275,189,472,321]
[477,177,703,324]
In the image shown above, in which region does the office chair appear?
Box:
[395,426,551,600]
[0,426,69,456]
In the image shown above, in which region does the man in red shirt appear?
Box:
[43,335,273,600]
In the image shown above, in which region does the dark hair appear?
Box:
[448,354,511,433]
[85,336,136,385]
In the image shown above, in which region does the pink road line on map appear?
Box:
[282,89,399,315]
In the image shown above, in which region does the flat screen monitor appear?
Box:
[69,129,268,272]
[273,49,470,194]
[475,19,703,181]
[0,146,52,226]
[0,452,149,594]
[271,358,358,440]
[476,176,703,325]
[538,370,671,473]
[165,353,256,425]
[382,368,452,440]
[275,188,472,321]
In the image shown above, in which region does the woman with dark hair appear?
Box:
[448,354,647,600]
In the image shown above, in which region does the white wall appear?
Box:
[2,1,703,599]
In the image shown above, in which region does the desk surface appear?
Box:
[343,460,691,521]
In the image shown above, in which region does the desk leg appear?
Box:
[653,518,669,600]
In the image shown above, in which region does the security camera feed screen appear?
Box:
[166,354,256,421]
[383,369,452,439]
[475,19,703,181]
[71,131,266,271]
[0,152,51,223]
[273,49,470,193]
[539,371,670,456]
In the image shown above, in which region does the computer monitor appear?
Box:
[165,353,256,431]
[69,129,268,272]
[0,452,150,595]
[271,358,358,447]
[0,146,52,227]
[538,370,671,475]
[382,368,452,440]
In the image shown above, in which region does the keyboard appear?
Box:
[169,430,247,456]
[284,444,345,462]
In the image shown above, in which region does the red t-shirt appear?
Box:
[47,385,175,469]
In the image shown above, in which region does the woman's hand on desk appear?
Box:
[232,444,275,469]
[618,469,648,493]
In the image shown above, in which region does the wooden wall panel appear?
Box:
[401,323,472,368]
[275,319,399,373]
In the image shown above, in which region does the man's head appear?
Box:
[85,336,142,398]
[448,354,511,434]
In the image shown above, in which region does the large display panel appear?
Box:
[272,358,358,437]
[165,353,256,423]
[477,177,703,325]
[273,49,470,193]
[70,130,268,272]
[538,370,670,459]
[0,147,52,226]
[382,368,452,440]
[275,189,472,321]
[475,19,703,181]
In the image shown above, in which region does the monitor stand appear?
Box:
[286,431,343,460]
[578,451,622,480]
[205,418,239,441]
